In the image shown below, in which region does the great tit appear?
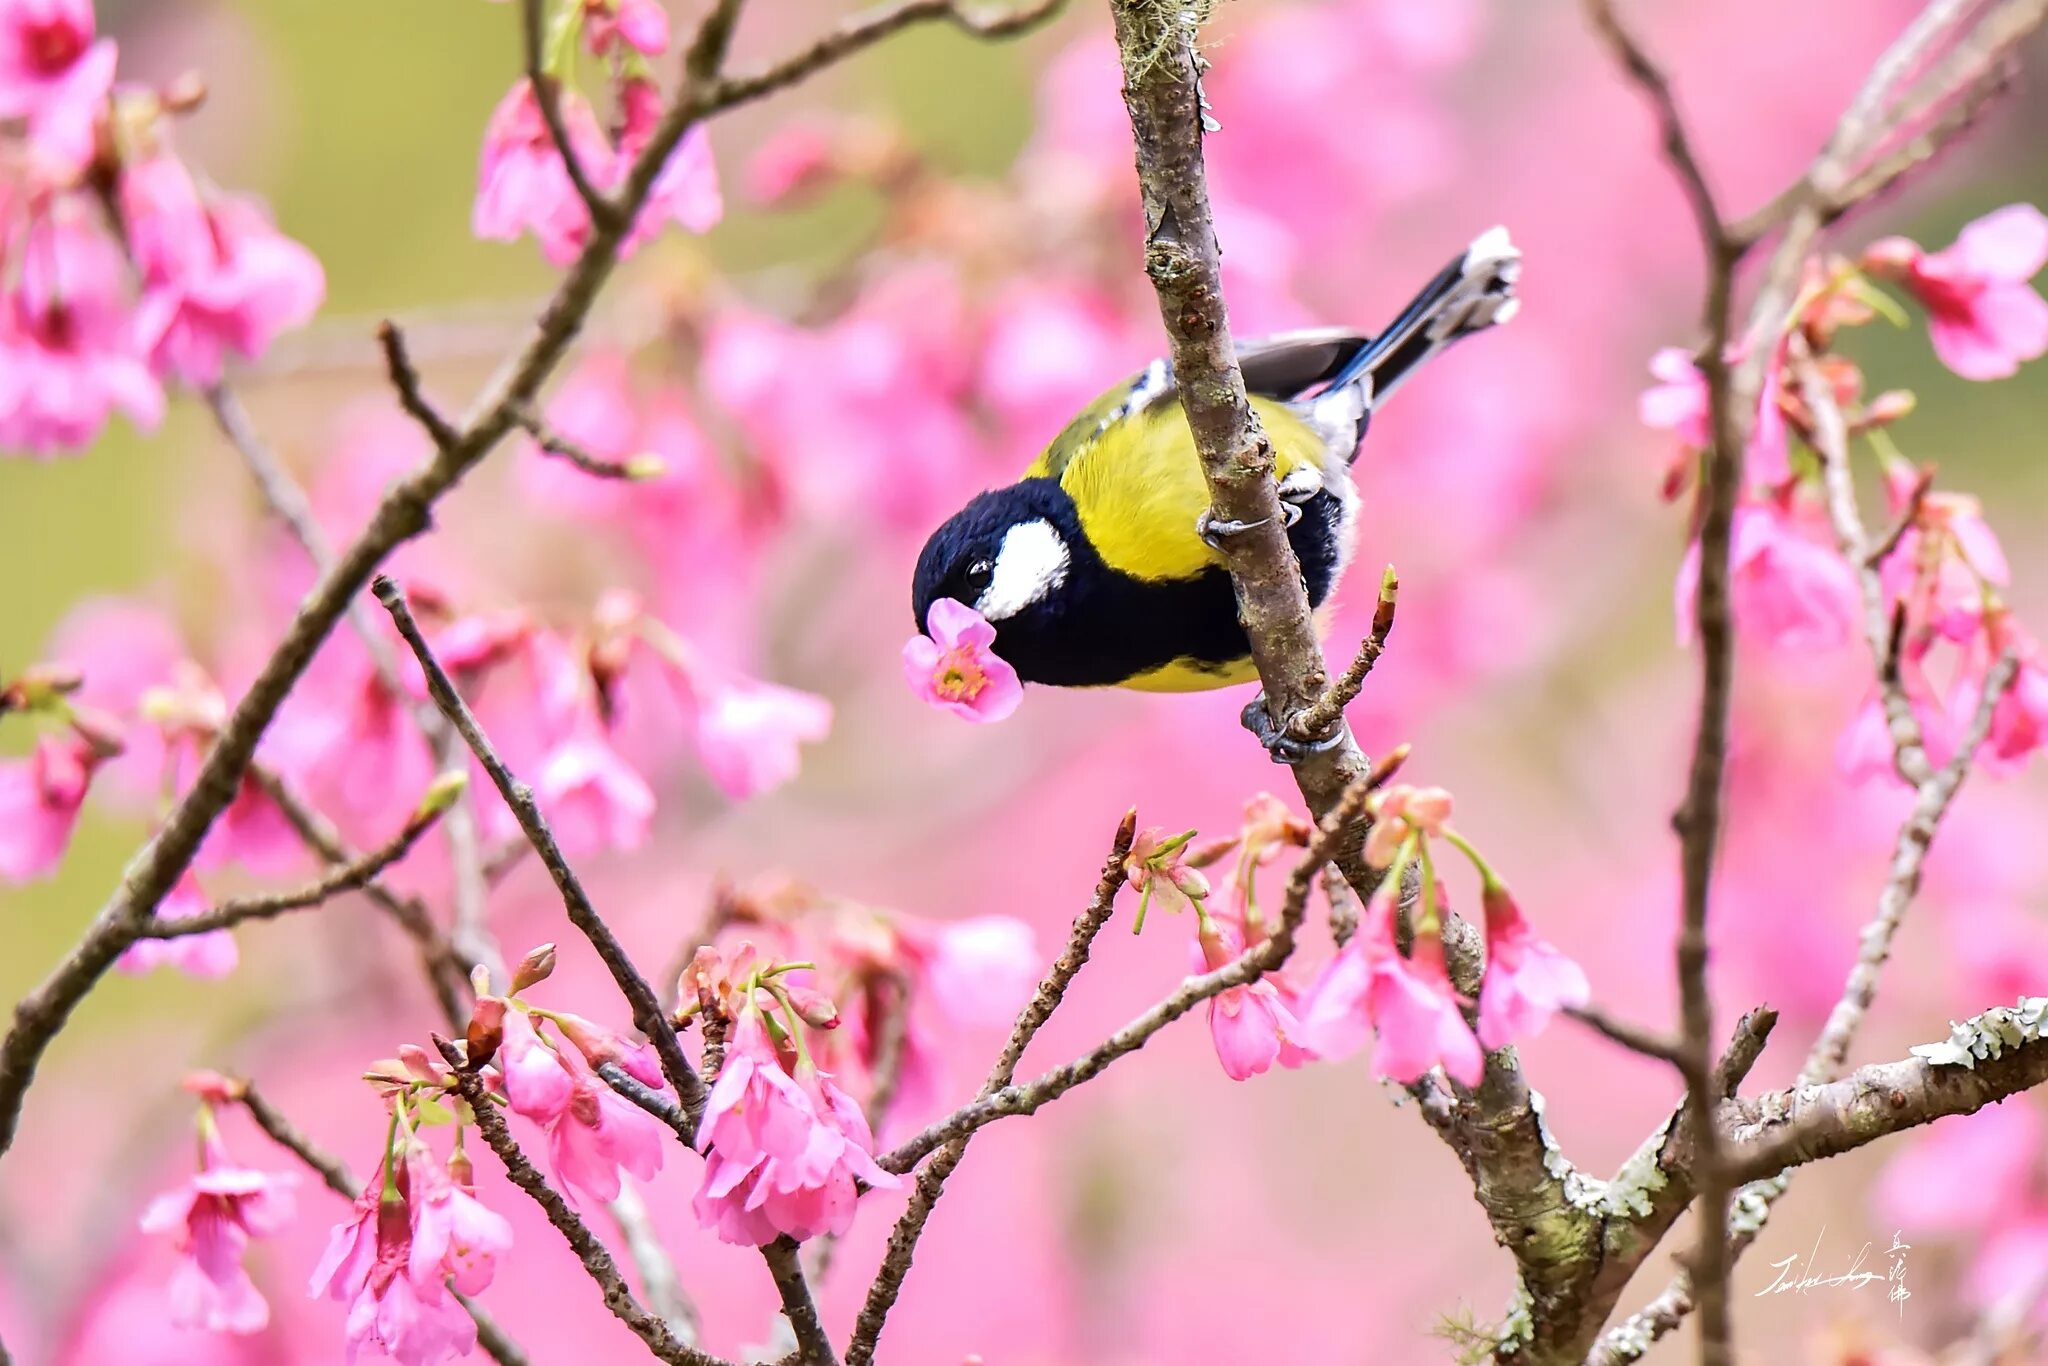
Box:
[912,227,1521,695]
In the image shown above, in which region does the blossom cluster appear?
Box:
[0,0,323,457]
[1650,204,2048,783]
[1131,787,1588,1087]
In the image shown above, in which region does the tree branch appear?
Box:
[844,808,1137,1366]
[877,780,1370,1176]
[139,789,454,939]
[250,764,474,1027]
[376,578,710,1131]
[1723,1003,2048,1183]
[521,0,618,228]
[762,1238,837,1366]
[1577,4,2048,1356]
[1107,6,1588,1355]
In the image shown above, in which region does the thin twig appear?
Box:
[521,0,618,227]
[378,578,710,1130]
[843,808,1138,1366]
[710,0,1067,111]
[1565,1005,1687,1066]
[377,321,461,448]
[514,405,650,481]
[876,783,1370,1176]
[249,764,473,1026]
[141,791,454,939]
[202,381,503,990]
[233,1078,531,1366]
[1288,566,1398,742]
[236,1079,357,1198]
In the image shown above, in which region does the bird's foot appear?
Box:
[1197,502,1299,552]
[1241,693,1346,766]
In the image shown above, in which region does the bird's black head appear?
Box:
[912,479,1083,668]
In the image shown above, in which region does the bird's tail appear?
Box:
[1323,226,1522,412]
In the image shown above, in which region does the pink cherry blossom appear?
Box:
[530,736,655,854]
[1878,487,2009,644]
[0,0,117,180]
[585,0,669,56]
[0,731,98,881]
[1638,346,1711,449]
[904,599,1023,723]
[690,672,833,800]
[497,1008,575,1121]
[1474,879,1589,1050]
[403,1146,513,1298]
[472,78,614,266]
[124,156,326,387]
[693,1009,900,1246]
[1636,341,1791,491]
[1195,917,1310,1082]
[549,1010,667,1089]
[1362,784,1454,869]
[618,78,723,246]
[1676,498,1857,652]
[310,1187,477,1366]
[117,877,238,979]
[500,1012,666,1205]
[137,1128,296,1335]
[0,198,162,456]
[1301,885,1483,1087]
[1867,204,2048,380]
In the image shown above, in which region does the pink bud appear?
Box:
[180,1070,244,1105]
[466,997,509,1069]
[510,943,557,994]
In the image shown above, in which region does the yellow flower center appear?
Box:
[934,647,988,702]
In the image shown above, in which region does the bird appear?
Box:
[911,226,1521,750]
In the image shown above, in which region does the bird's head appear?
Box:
[911,480,1077,650]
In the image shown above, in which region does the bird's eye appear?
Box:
[964,558,994,591]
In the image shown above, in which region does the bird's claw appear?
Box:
[1240,693,1346,766]
[1197,502,1298,551]
[1198,509,1268,550]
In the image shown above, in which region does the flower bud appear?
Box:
[1,662,83,714]
[510,942,557,994]
[466,996,508,1069]
[66,704,127,758]
[1860,236,1919,277]
[160,70,207,113]
[447,1146,475,1191]
[1859,389,1916,429]
[180,1069,244,1104]
[624,453,668,481]
[784,982,841,1030]
[416,770,469,818]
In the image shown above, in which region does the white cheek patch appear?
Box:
[977,518,1070,621]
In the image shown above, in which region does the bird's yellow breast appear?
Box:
[1023,395,1331,585]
